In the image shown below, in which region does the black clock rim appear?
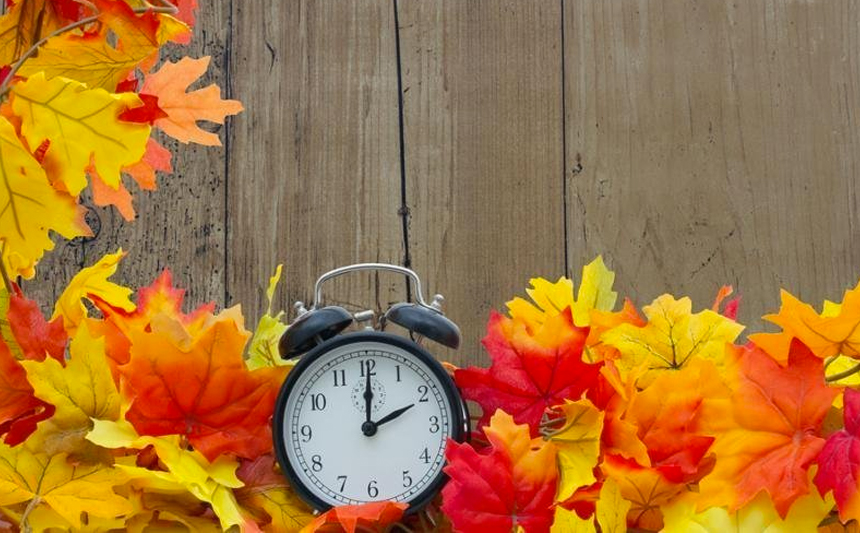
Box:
[272,331,468,515]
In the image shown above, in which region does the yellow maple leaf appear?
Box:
[596,478,630,533]
[0,444,130,529]
[507,256,618,329]
[550,507,596,533]
[601,294,744,385]
[0,0,65,66]
[87,419,250,531]
[21,322,121,458]
[52,250,135,333]
[141,56,243,146]
[11,72,150,195]
[548,398,604,502]
[0,116,88,279]
[247,264,294,371]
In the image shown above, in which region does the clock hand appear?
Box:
[363,366,373,424]
[374,403,415,428]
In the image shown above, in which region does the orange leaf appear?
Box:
[123,137,172,191]
[301,501,407,533]
[90,165,135,221]
[600,454,686,531]
[141,56,243,145]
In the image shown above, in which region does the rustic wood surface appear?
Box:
[27,0,860,366]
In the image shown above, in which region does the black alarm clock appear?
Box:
[273,263,469,513]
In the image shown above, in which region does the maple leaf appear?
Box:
[123,137,172,191]
[0,333,52,445]
[165,0,198,44]
[0,116,88,280]
[441,410,558,533]
[236,455,314,532]
[547,398,604,501]
[141,56,243,145]
[455,310,599,433]
[601,294,744,385]
[301,502,407,533]
[600,454,685,530]
[0,0,67,66]
[3,285,66,362]
[11,72,150,195]
[52,250,135,333]
[595,478,631,533]
[750,284,860,362]
[120,311,287,460]
[247,264,293,370]
[814,387,860,523]
[550,506,595,533]
[711,285,740,320]
[697,340,838,517]
[0,444,131,528]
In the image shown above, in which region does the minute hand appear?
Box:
[375,404,415,428]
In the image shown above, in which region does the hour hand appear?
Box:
[375,404,415,428]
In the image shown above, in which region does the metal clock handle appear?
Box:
[310,263,443,313]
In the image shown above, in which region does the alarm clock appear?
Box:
[273,263,469,513]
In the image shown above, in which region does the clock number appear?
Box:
[332,369,346,387]
[337,475,348,492]
[310,393,326,411]
[300,425,312,442]
[417,385,429,403]
[429,415,440,433]
[367,480,379,498]
[420,447,431,464]
[402,470,413,487]
[395,365,402,382]
[311,455,322,472]
[359,359,376,377]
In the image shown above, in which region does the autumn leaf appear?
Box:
[11,72,150,195]
[300,502,406,533]
[0,116,88,279]
[236,455,313,532]
[814,387,860,523]
[247,264,293,370]
[601,294,744,385]
[123,137,172,191]
[600,454,685,531]
[141,56,243,145]
[442,410,558,533]
[3,285,66,363]
[456,310,598,434]
[0,444,130,528]
[52,250,135,333]
[595,478,630,533]
[697,340,838,517]
[550,507,595,533]
[547,398,604,502]
[750,284,860,362]
[711,285,740,320]
[0,0,67,67]
[0,332,52,445]
[121,311,287,460]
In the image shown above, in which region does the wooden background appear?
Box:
[30,0,860,366]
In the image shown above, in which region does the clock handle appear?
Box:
[309,263,443,313]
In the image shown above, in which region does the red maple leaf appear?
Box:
[6,286,66,363]
[119,94,168,124]
[303,501,407,533]
[0,337,53,445]
[815,387,860,522]
[455,310,599,434]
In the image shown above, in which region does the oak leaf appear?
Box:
[301,501,407,533]
[697,341,838,517]
[455,310,599,433]
[0,116,88,279]
[11,72,150,195]
[441,410,558,533]
[141,56,243,145]
[547,398,604,502]
[814,387,860,523]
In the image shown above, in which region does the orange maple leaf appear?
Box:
[301,501,407,533]
[141,56,243,146]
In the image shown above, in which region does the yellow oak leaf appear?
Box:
[596,478,630,533]
[21,322,121,458]
[0,116,88,280]
[141,56,243,146]
[53,250,135,333]
[550,507,596,533]
[86,419,250,531]
[548,398,604,501]
[11,72,150,195]
[247,264,294,371]
[601,294,744,385]
[507,256,617,330]
[0,445,130,529]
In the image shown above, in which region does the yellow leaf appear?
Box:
[0,445,130,528]
[11,72,150,195]
[507,256,618,329]
[596,479,630,533]
[0,0,64,66]
[53,250,134,333]
[247,264,293,370]
[601,294,744,385]
[549,399,604,501]
[550,506,596,533]
[0,116,88,279]
[87,419,248,531]
[21,322,121,457]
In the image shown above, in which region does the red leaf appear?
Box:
[166,0,198,44]
[7,287,66,362]
[815,387,860,522]
[712,285,741,320]
[455,310,599,434]
[118,93,168,124]
[303,501,407,533]
[0,337,53,444]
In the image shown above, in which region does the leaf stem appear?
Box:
[20,496,40,533]
[826,362,860,383]
[0,244,12,293]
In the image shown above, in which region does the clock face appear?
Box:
[273,332,466,510]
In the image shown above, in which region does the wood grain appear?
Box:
[227,1,406,328]
[399,0,566,365]
[564,0,860,331]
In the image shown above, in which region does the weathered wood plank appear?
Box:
[227,1,406,329]
[564,0,860,329]
[25,2,233,313]
[399,0,566,365]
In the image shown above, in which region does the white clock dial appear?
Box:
[280,339,457,507]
